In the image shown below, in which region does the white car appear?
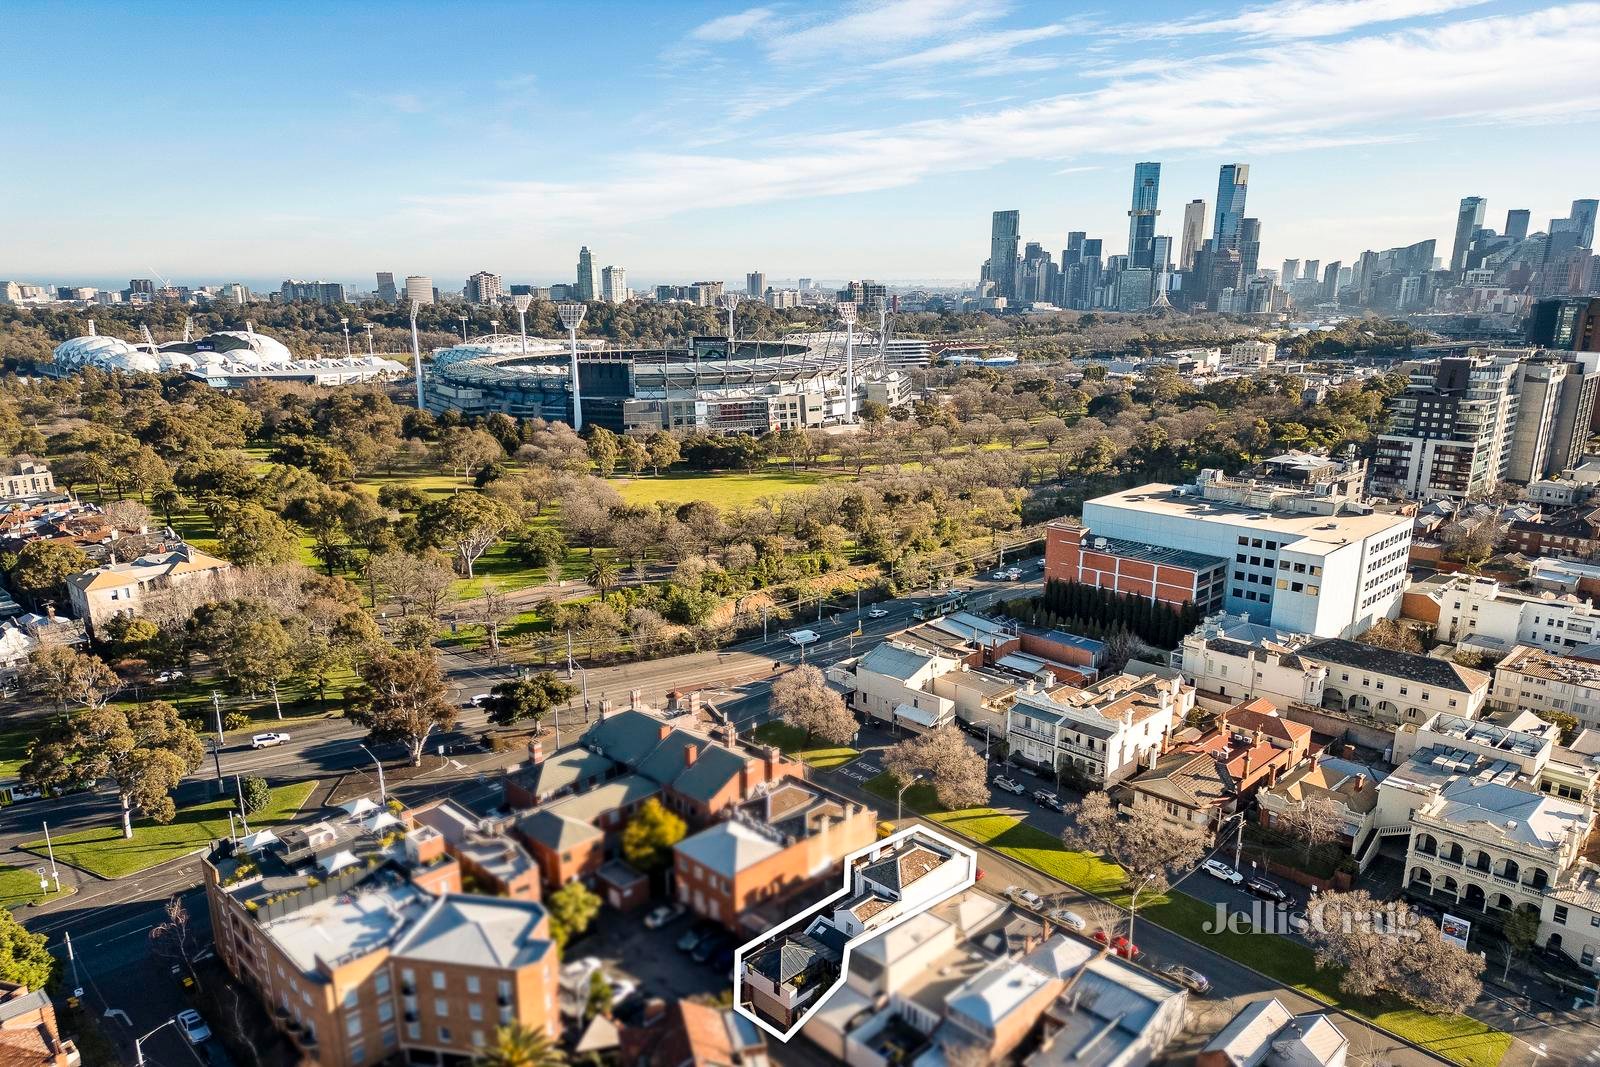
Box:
[1006,885,1045,910]
[991,570,1010,580]
[993,775,1025,795]
[1201,859,1244,884]
[175,1009,211,1045]
[643,902,685,929]
[866,607,889,619]
[250,732,290,749]
[1048,907,1087,932]
[786,629,820,646]
[155,670,185,684]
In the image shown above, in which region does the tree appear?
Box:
[1303,890,1483,1013]
[586,556,620,604]
[1062,791,1207,925]
[0,907,54,991]
[771,665,856,746]
[475,581,515,660]
[1357,618,1423,654]
[8,540,90,606]
[349,647,458,765]
[216,504,302,567]
[482,673,576,729]
[22,646,119,710]
[418,492,517,578]
[241,775,271,815]
[1499,907,1541,980]
[585,969,614,1021]
[646,431,680,475]
[546,881,602,948]
[1536,708,1580,745]
[148,894,199,988]
[1276,794,1346,864]
[188,598,293,694]
[22,701,205,838]
[586,426,620,477]
[1443,515,1501,573]
[472,1024,566,1067]
[883,725,988,809]
[368,550,456,618]
[620,797,687,873]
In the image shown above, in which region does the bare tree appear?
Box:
[1302,890,1483,1014]
[770,665,856,746]
[883,725,988,809]
[149,894,199,988]
[475,580,514,661]
[1275,794,1346,864]
[368,551,456,619]
[1062,791,1207,933]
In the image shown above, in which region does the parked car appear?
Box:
[465,693,492,708]
[692,933,732,965]
[1163,965,1211,994]
[866,607,889,619]
[643,902,686,929]
[677,923,717,953]
[1092,929,1141,960]
[1006,885,1045,910]
[6,785,41,803]
[155,670,185,684]
[1048,907,1087,932]
[993,776,1025,795]
[991,570,1010,580]
[1246,878,1289,904]
[175,1010,212,1045]
[249,732,290,749]
[1201,859,1243,884]
[1032,790,1065,811]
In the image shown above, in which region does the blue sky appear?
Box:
[5,0,1599,290]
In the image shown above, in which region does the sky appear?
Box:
[5,0,1600,291]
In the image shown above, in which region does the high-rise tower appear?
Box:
[1126,162,1161,269]
[1179,200,1206,271]
[989,210,1021,301]
[1451,197,1487,275]
[576,247,599,301]
[1212,164,1250,250]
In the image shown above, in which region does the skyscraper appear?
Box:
[746,271,766,298]
[1322,261,1342,302]
[601,266,629,304]
[1505,209,1531,242]
[376,272,397,302]
[404,275,434,306]
[989,210,1021,301]
[1179,200,1206,271]
[1571,199,1598,248]
[1281,259,1299,286]
[1151,235,1173,275]
[1238,219,1261,275]
[1212,164,1250,250]
[1126,162,1161,269]
[1451,196,1487,275]
[576,246,599,301]
[465,271,503,304]
[1301,259,1320,283]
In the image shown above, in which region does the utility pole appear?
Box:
[234,776,251,834]
[40,822,58,893]
[210,691,225,794]
[762,606,769,643]
[64,932,81,999]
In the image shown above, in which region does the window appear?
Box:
[434,998,449,1017]
[342,989,360,1010]
[350,1044,365,1065]
[473,1030,486,1048]
[374,972,390,996]
[438,1026,453,1044]
[466,976,480,995]
[1555,905,1570,924]
[382,1028,397,1050]
[401,968,415,988]
[406,1022,421,1042]
[469,1003,483,1022]
[347,1015,363,1038]
[1584,948,1595,968]
[1590,916,1599,928]
[377,1000,394,1024]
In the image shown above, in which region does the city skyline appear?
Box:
[4,0,1600,285]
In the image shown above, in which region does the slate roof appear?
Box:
[580,709,757,805]
[516,809,604,852]
[674,821,784,880]
[748,932,837,985]
[585,709,672,766]
[672,745,751,805]
[1299,638,1486,694]
[391,894,554,970]
[859,641,944,681]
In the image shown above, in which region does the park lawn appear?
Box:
[0,723,31,780]
[613,467,834,508]
[863,773,1509,1067]
[751,722,859,771]
[23,781,317,879]
[0,863,74,910]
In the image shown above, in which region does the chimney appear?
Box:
[658,722,672,741]
[528,739,544,765]
[1353,774,1367,792]
[684,743,699,768]
[667,690,681,711]
[630,688,641,710]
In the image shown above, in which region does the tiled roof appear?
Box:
[391,894,554,970]
[516,809,604,852]
[674,821,784,880]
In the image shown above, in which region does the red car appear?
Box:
[1091,929,1141,960]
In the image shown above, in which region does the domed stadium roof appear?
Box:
[51,334,162,374]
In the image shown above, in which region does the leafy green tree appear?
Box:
[620,797,687,873]
[22,646,119,710]
[586,426,620,477]
[8,540,90,606]
[417,492,517,578]
[586,556,621,604]
[471,1024,566,1067]
[545,881,602,948]
[645,431,680,475]
[585,969,613,1021]
[188,599,294,694]
[23,701,205,838]
[216,503,301,567]
[0,908,54,991]
[349,647,457,765]
[241,776,271,815]
[483,673,576,729]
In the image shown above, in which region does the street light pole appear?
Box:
[41,821,58,893]
[135,1018,180,1067]
[897,773,924,822]
[210,691,225,795]
[1126,872,1156,950]
[358,744,387,803]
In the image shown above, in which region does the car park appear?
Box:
[176,1010,212,1045]
[643,902,686,929]
[866,607,889,619]
[1048,907,1087,932]
[1201,859,1243,884]
[1006,885,1045,910]
[993,776,1025,795]
[249,732,290,749]
[1246,878,1289,904]
[1031,790,1065,811]
[1163,965,1211,994]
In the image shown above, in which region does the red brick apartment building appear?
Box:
[1045,521,1225,613]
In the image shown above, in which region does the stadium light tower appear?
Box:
[340,316,351,357]
[838,301,858,424]
[457,314,468,342]
[874,296,889,369]
[558,303,587,431]
[719,292,739,346]
[409,303,424,410]
[363,322,374,355]
[512,293,533,358]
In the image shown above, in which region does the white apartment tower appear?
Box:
[404,275,435,306]
[601,266,629,304]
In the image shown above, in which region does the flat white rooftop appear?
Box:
[1088,482,1411,553]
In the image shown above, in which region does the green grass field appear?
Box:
[863,772,1510,1067]
[0,863,74,910]
[0,725,31,780]
[752,722,859,771]
[613,467,835,508]
[23,781,316,879]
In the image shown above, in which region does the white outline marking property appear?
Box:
[731,825,978,1042]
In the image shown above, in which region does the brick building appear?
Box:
[0,982,79,1066]
[1045,522,1225,613]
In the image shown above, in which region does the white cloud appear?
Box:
[689,6,777,42]
[408,4,1600,238]
[872,21,1085,69]
[1136,0,1492,40]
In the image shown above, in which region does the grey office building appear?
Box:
[1505,209,1531,242]
[1179,200,1206,271]
[1212,164,1250,250]
[576,246,599,302]
[990,210,1021,301]
[1126,162,1161,269]
[1451,196,1487,275]
[1570,199,1598,248]
[376,272,398,303]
